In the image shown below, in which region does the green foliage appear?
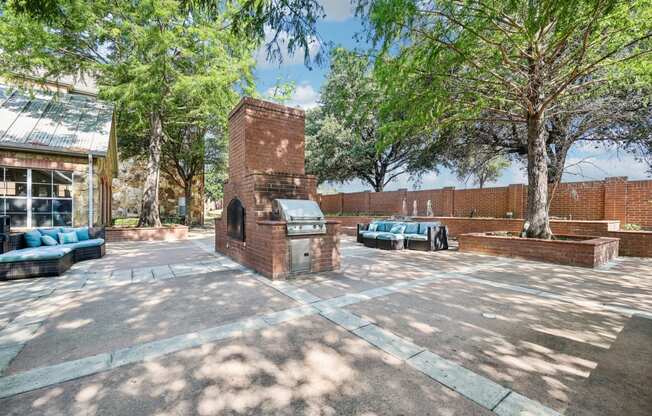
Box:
[361,0,651,133]
[204,132,229,202]
[306,48,441,191]
[454,152,510,189]
[359,0,651,237]
[623,223,642,231]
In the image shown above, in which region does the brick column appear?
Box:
[338,192,344,214]
[604,176,628,226]
[443,187,455,216]
[508,184,526,218]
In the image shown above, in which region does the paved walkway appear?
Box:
[0,232,651,415]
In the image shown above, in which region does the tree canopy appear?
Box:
[306,48,441,192]
[0,0,326,226]
[359,0,652,237]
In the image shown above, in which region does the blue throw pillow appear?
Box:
[367,223,378,232]
[24,230,42,248]
[41,235,58,246]
[58,231,79,245]
[390,224,406,234]
[75,227,90,241]
[38,228,60,240]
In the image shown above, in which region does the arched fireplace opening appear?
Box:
[227,198,245,241]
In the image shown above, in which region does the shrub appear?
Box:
[623,223,642,231]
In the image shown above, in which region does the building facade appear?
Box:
[0,81,117,229]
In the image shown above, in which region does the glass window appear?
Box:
[53,170,72,184]
[32,169,52,184]
[5,168,27,182]
[53,213,72,227]
[6,198,27,212]
[1,167,74,228]
[32,199,52,213]
[53,199,72,214]
[5,182,27,197]
[32,213,53,227]
[33,184,53,198]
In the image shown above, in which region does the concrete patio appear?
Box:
[1,230,651,415]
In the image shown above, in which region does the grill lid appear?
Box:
[273,199,324,222]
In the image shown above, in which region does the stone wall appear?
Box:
[111,157,204,224]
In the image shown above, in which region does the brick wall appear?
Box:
[626,180,652,227]
[106,225,188,242]
[320,176,652,228]
[458,233,619,268]
[548,180,605,220]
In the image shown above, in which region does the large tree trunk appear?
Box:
[138,111,163,228]
[184,177,193,226]
[525,112,552,239]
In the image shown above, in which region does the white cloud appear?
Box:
[255,28,320,68]
[319,0,355,22]
[288,83,320,109]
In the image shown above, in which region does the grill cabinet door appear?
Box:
[290,239,311,273]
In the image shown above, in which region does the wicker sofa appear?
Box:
[357,221,448,251]
[0,227,106,280]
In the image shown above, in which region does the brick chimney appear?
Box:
[215,98,340,279]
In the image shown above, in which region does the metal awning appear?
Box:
[0,84,113,157]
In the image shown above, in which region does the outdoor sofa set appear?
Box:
[357,220,449,251]
[0,227,106,280]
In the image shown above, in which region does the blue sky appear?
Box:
[253,0,650,193]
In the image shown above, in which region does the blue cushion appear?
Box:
[390,224,406,234]
[418,222,440,235]
[367,223,378,232]
[362,231,382,239]
[0,246,72,263]
[24,230,42,248]
[404,223,419,234]
[377,232,404,240]
[38,228,60,240]
[75,227,90,241]
[377,222,395,232]
[66,238,104,249]
[58,231,79,244]
[41,235,58,246]
[405,233,428,241]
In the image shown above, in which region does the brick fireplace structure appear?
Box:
[215,98,340,279]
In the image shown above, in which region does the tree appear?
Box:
[359,0,652,238]
[0,0,325,226]
[305,48,441,192]
[454,151,509,189]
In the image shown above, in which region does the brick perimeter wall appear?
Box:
[320,177,652,228]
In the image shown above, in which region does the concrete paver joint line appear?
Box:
[407,350,510,410]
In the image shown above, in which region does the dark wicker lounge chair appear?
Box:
[0,227,106,280]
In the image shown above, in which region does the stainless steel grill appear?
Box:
[272,199,326,236]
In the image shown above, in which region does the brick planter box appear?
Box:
[106,225,188,242]
[458,232,619,268]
